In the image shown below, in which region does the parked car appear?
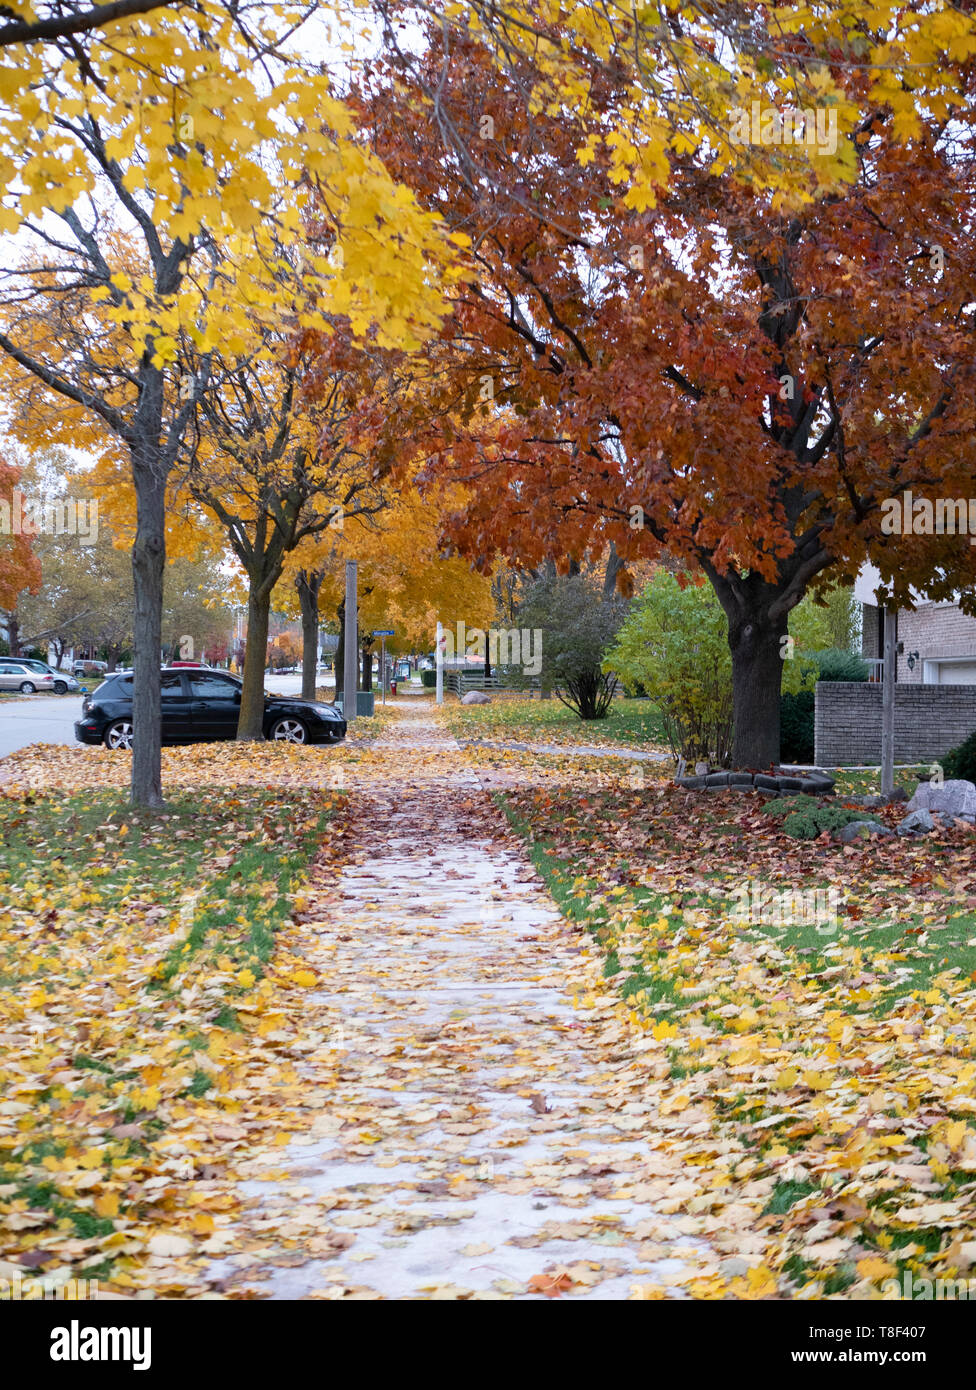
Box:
[72,659,108,680]
[74,668,347,748]
[0,659,80,695]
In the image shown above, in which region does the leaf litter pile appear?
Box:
[5,709,976,1299]
[0,749,346,1294]
[498,777,976,1297]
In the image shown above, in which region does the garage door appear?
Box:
[938,660,976,684]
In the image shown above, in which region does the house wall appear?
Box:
[815,681,976,765]
[896,603,976,683]
[859,600,976,681]
[861,603,880,659]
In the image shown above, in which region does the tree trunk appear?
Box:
[297,570,322,701]
[238,583,271,740]
[130,434,167,809]
[7,612,20,657]
[728,606,788,768]
[361,639,373,692]
[53,639,65,670]
[333,600,345,705]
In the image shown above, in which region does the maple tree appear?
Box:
[361,19,976,767]
[283,474,494,698]
[174,304,433,737]
[0,453,42,637]
[0,0,461,804]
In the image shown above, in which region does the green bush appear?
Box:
[780,690,815,763]
[764,794,878,841]
[606,571,733,763]
[421,669,437,688]
[814,648,870,682]
[943,731,976,781]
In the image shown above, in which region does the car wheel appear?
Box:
[269,717,307,744]
[53,680,67,695]
[104,719,134,750]
[19,681,35,694]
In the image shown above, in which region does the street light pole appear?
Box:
[881,605,896,797]
[435,621,444,705]
[343,560,357,725]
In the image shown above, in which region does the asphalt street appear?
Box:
[0,672,328,760]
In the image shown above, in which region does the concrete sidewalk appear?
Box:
[204,706,710,1299]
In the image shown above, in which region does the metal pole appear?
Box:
[381,635,386,706]
[881,605,896,797]
[343,560,357,724]
[435,621,444,705]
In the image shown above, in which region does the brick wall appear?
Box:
[815,681,976,764]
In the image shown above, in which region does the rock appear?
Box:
[836,820,892,843]
[756,787,780,799]
[728,772,754,786]
[694,761,709,776]
[897,808,935,835]
[705,771,730,787]
[862,787,910,809]
[754,773,781,791]
[461,690,491,705]
[675,776,706,790]
[906,778,976,818]
[800,777,835,796]
[778,775,803,792]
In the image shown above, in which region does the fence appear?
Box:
[814,680,976,765]
[443,669,541,699]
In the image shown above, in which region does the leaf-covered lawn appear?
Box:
[0,770,344,1292]
[498,778,976,1298]
[443,695,668,749]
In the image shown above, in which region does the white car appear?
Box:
[0,659,80,694]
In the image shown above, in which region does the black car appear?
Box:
[74,668,346,749]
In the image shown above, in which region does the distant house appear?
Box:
[856,564,976,685]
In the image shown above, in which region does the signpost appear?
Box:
[343,560,357,724]
[373,629,394,704]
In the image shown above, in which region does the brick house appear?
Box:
[856,563,976,685]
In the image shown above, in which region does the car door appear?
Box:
[188,671,242,739]
[0,665,24,690]
[160,670,193,740]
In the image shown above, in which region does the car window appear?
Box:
[161,672,186,698]
[104,676,132,695]
[189,672,240,698]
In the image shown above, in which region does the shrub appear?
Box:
[420,669,437,688]
[780,690,815,763]
[943,731,976,781]
[606,570,733,763]
[764,794,878,841]
[814,648,870,682]
[516,573,626,719]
